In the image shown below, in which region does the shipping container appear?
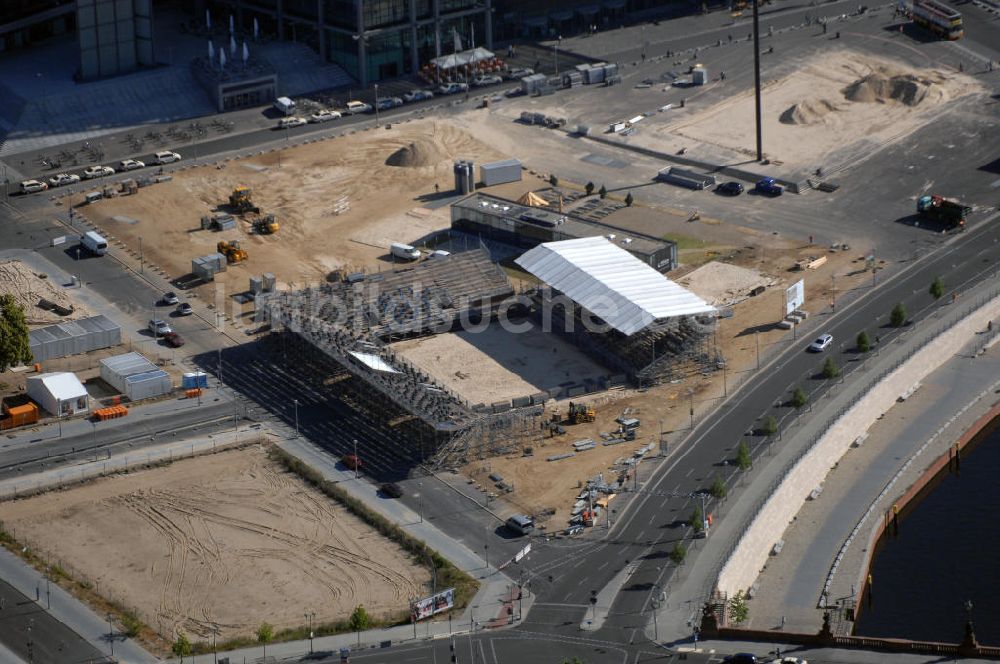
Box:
[480,159,522,187]
[29,315,122,362]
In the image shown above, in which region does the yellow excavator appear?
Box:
[252,213,280,235]
[229,186,260,214]
[217,239,248,264]
[566,401,596,424]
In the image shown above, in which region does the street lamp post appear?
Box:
[305,611,315,653]
[138,236,143,273]
[417,481,423,523]
[107,612,114,656]
[293,399,299,437]
[211,626,219,664]
[374,82,380,128]
[353,438,359,478]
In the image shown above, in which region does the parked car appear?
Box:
[403,89,434,102]
[175,302,193,316]
[770,658,808,664]
[379,482,403,498]
[716,181,744,196]
[148,319,172,336]
[724,655,758,664]
[376,96,403,110]
[278,116,307,129]
[48,173,80,187]
[341,454,362,470]
[309,109,341,123]
[808,333,833,352]
[83,165,114,179]
[471,74,503,87]
[161,292,179,305]
[153,151,181,164]
[506,67,534,80]
[438,82,469,95]
[20,179,48,193]
[755,177,783,196]
[162,331,185,348]
[345,100,372,114]
[118,158,144,172]
[564,525,584,536]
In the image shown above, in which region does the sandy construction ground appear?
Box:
[678,261,778,307]
[392,321,610,406]
[0,260,90,326]
[76,120,508,293]
[655,50,980,170]
[1,446,428,642]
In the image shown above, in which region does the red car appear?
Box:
[162,331,185,348]
[341,454,362,470]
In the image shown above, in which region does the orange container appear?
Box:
[6,403,39,427]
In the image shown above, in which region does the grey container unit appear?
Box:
[192,253,228,281]
[123,369,172,401]
[262,272,276,292]
[100,351,171,400]
[602,63,619,78]
[520,73,547,95]
[656,166,717,190]
[562,71,584,88]
[29,315,122,362]
[584,63,607,85]
[216,216,237,231]
[480,159,522,187]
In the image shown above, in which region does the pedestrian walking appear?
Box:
[781,615,786,628]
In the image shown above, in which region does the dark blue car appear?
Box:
[755,177,783,196]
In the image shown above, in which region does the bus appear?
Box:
[911,0,963,40]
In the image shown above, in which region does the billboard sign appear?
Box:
[785,279,805,316]
[411,587,455,621]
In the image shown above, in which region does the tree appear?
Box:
[890,302,907,328]
[729,590,749,624]
[256,622,274,660]
[171,634,192,663]
[737,440,752,471]
[349,604,371,632]
[624,191,634,207]
[669,542,687,565]
[561,659,585,664]
[599,184,608,199]
[856,330,870,353]
[761,415,778,437]
[822,356,840,379]
[791,386,808,409]
[929,276,944,300]
[585,181,595,196]
[0,294,32,372]
[690,505,704,533]
[710,474,727,499]
[549,174,559,186]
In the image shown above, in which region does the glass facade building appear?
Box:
[209,0,492,85]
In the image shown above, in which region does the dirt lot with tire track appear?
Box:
[1,446,429,642]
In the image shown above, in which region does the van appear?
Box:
[390,243,421,261]
[20,180,48,194]
[153,151,181,165]
[81,231,108,256]
[505,515,534,536]
[274,96,296,115]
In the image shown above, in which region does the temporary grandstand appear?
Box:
[263,248,544,465]
[515,237,719,386]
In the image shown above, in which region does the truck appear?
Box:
[917,194,970,228]
[273,96,296,115]
[80,231,108,255]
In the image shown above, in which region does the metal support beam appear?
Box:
[752,0,763,161]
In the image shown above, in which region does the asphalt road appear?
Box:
[0,579,106,664]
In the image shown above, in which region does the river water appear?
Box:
[853,422,1000,645]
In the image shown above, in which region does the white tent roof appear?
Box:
[31,372,88,400]
[348,351,401,374]
[515,237,716,336]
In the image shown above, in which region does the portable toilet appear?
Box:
[692,65,708,86]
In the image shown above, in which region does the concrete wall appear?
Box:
[717,293,1000,596]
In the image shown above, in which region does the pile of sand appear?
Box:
[385,138,447,168]
[779,98,841,125]
[842,71,942,106]
[0,260,87,326]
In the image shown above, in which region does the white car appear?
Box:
[309,109,341,123]
[83,165,114,179]
[438,82,469,95]
[148,319,172,336]
[808,334,833,352]
[153,151,181,164]
[118,158,145,172]
[506,67,534,80]
[403,90,434,102]
[471,74,503,87]
[20,179,48,193]
[278,116,307,128]
[344,100,372,114]
[48,173,80,187]
[770,658,808,664]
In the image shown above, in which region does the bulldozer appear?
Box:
[252,213,280,235]
[217,239,248,264]
[229,186,260,214]
[566,401,596,425]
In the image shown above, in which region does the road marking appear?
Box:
[598,560,610,570]
[685,467,695,477]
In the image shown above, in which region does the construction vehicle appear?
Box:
[917,194,970,228]
[566,401,595,424]
[252,213,280,235]
[229,186,260,214]
[217,239,248,264]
